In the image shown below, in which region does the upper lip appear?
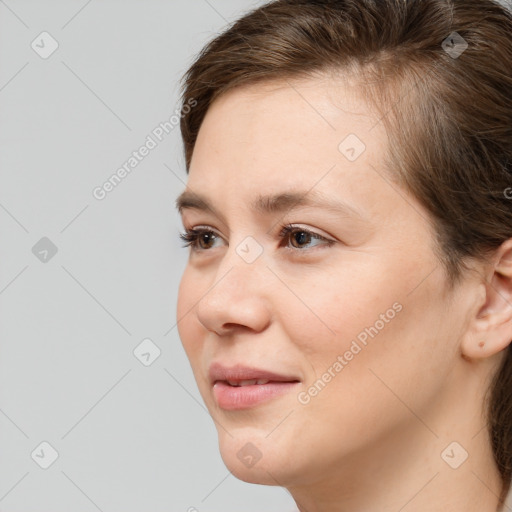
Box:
[208,362,300,385]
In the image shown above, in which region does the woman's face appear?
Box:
[176,76,480,488]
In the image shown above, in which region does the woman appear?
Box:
[174,0,512,510]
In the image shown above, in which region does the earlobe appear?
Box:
[461,240,512,361]
[462,330,510,360]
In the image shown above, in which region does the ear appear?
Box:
[461,239,512,360]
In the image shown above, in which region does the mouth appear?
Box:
[209,362,301,410]
[222,379,279,386]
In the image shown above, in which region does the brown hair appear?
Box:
[178,0,512,505]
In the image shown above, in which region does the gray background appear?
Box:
[0,1,297,511]
[0,1,511,511]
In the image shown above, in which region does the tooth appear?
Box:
[239,379,258,386]
[226,379,270,386]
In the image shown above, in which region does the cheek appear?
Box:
[176,268,204,360]
[284,260,443,393]
[278,263,401,354]
[292,266,456,432]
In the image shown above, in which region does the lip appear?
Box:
[209,362,301,410]
[208,362,300,386]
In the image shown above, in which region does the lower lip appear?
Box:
[212,381,300,410]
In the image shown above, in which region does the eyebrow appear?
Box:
[175,189,368,222]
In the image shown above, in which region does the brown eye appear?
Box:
[179,228,222,251]
[179,225,335,253]
[289,230,313,249]
[197,231,217,249]
[279,225,335,251]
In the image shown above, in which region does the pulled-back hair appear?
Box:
[179,0,512,505]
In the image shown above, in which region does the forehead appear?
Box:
[187,76,386,201]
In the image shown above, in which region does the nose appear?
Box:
[195,255,272,336]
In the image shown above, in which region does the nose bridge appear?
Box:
[196,235,270,334]
[211,234,267,302]
[232,233,266,267]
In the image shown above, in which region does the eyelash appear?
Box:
[179,224,335,253]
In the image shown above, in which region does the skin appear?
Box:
[175,75,512,512]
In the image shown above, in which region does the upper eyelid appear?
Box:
[182,225,335,250]
[179,208,335,237]
[183,224,331,239]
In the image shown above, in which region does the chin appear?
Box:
[218,444,282,485]
[216,429,303,487]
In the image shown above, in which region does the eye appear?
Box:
[278,224,335,251]
[179,226,222,251]
[179,224,335,253]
